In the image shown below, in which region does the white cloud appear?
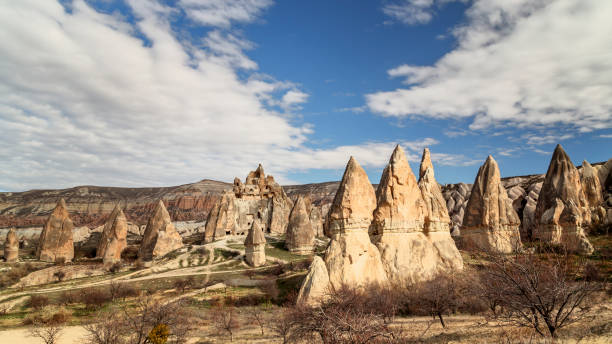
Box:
[599,134,612,139]
[178,0,273,28]
[280,90,309,111]
[368,0,612,133]
[335,106,367,113]
[0,1,475,191]
[523,133,574,145]
[382,0,463,25]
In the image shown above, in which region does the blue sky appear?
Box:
[0,0,611,191]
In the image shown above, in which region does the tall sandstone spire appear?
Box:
[244,220,266,267]
[97,204,128,265]
[418,148,463,271]
[324,157,388,289]
[4,228,19,262]
[37,198,74,263]
[285,195,315,254]
[534,145,593,254]
[138,200,184,261]
[461,156,522,253]
[374,146,462,285]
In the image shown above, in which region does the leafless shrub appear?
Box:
[268,308,296,344]
[58,290,79,306]
[28,295,50,310]
[79,288,112,311]
[29,321,64,344]
[108,281,139,302]
[83,309,126,344]
[290,286,394,344]
[211,304,240,342]
[477,250,602,338]
[53,270,66,282]
[246,307,268,336]
[405,272,463,328]
[173,278,193,293]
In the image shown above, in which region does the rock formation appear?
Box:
[138,200,184,261]
[373,146,461,285]
[285,196,315,254]
[296,256,330,306]
[4,228,18,262]
[461,156,522,253]
[204,165,293,242]
[96,204,128,264]
[37,198,74,263]
[244,220,266,267]
[534,145,593,254]
[418,148,464,271]
[324,157,388,289]
[204,191,238,243]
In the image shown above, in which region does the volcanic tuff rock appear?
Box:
[324,157,388,289]
[461,156,522,253]
[285,196,315,254]
[37,198,74,263]
[418,148,463,272]
[204,165,293,242]
[4,228,18,262]
[138,200,184,261]
[96,204,128,264]
[373,146,462,285]
[297,256,330,306]
[244,220,266,267]
[534,145,593,254]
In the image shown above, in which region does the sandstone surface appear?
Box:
[244,220,266,267]
[285,196,315,254]
[324,157,387,289]
[461,156,522,253]
[138,200,184,261]
[534,145,593,254]
[4,228,18,262]
[296,256,330,306]
[96,204,128,264]
[36,198,74,263]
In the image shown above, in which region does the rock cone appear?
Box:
[534,145,593,254]
[581,161,603,208]
[138,200,183,261]
[37,198,74,263]
[461,156,522,253]
[286,196,315,254]
[418,148,464,271]
[297,256,330,306]
[244,220,266,267]
[324,157,387,289]
[204,191,237,243]
[4,228,18,262]
[97,204,128,264]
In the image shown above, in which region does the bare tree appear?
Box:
[478,250,601,338]
[211,304,240,342]
[29,321,63,344]
[246,307,267,336]
[268,309,295,344]
[408,272,462,328]
[83,309,125,344]
[290,286,394,344]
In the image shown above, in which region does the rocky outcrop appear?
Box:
[297,256,330,306]
[138,200,184,261]
[418,148,463,272]
[204,165,293,242]
[96,205,128,264]
[373,146,461,285]
[285,196,315,254]
[325,157,388,289]
[4,228,18,262]
[204,191,238,243]
[244,220,266,267]
[461,156,522,253]
[37,199,74,263]
[534,145,593,254]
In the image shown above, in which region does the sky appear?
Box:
[1,0,611,192]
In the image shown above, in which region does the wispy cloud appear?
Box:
[369,0,612,133]
[523,134,574,146]
[382,0,463,26]
[335,106,367,113]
